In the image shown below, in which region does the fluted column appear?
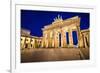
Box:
[52,31,54,47]
[61,30,66,47]
[69,30,73,48]
[54,31,58,48]
[46,33,48,48]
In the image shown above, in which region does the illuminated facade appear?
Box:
[21,16,89,49]
[42,16,89,48]
[21,29,42,50]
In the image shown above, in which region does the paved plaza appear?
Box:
[21,48,89,63]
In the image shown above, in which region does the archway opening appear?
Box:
[66,32,69,45]
[72,31,78,46]
[59,33,61,47]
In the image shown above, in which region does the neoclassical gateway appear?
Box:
[21,16,89,49]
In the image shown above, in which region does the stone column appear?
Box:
[77,28,80,47]
[44,33,47,48]
[52,39,54,47]
[46,33,48,48]
[61,30,66,48]
[77,26,84,48]
[76,18,83,48]
[69,30,73,48]
[41,37,44,48]
[54,31,58,48]
[52,31,54,47]
[61,31,64,47]
[83,35,86,48]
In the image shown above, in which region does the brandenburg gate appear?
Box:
[41,15,89,48]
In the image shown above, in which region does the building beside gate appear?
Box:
[21,29,42,50]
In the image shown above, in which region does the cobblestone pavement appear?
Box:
[21,48,88,63]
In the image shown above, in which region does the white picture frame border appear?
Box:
[11,3,96,73]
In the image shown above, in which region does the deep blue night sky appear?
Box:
[21,10,90,37]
